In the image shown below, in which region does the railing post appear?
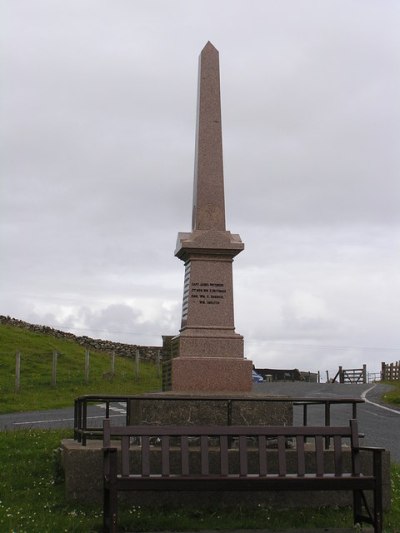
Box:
[74,399,78,441]
[82,399,88,446]
[303,403,308,427]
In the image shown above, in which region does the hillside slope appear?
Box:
[0,319,161,413]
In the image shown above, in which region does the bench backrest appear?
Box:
[103,419,360,479]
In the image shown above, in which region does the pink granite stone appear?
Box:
[192,41,225,232]
[172,42,251,393]
[172,357,253,393]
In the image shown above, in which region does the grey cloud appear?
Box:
[2,0,399,378]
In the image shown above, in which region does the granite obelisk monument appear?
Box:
[172,42,252,392]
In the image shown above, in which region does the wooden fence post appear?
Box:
[52,350,58,387]
[381,361,386,381]
[111,352,115,376]
[15,351,21,392]
[135,349,140,380]
[85,349,90,383]
[156,351,161,378]
[362,364,367,384]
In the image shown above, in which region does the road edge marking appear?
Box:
[362,384,400,415]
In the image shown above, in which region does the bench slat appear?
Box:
[334,435,343,476]
[142,436,150,477]
[296,435,305,477]
[121,436,130,477]
[258,435,267,477]
[220,435,229,476]
[316,436,324,477]
[278,436,286,476]
[162,436,170,477]
[181,436,189,476]
[239,435,248,476]
[201,435,209,475]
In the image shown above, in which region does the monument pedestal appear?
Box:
[172,356,253,392]
[171,326,251,393]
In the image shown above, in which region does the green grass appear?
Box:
[0,429,399,532]
[382,380,400,406]
[0,323,161,413]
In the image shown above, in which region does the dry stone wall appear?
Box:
[0,315,161,362]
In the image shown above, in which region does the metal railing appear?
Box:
[74,394,364,447]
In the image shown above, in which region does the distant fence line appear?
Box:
[331,365,367,384]
[381,361,400,381]
[12,348,161,393]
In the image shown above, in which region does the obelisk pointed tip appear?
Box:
[202,41,218,54]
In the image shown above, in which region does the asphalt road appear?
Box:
[1,383,399,462]
[255,382,400,462]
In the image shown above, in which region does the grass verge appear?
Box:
[382,380,400,406]
[0,429,399,532]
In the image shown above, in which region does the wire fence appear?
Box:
[1,348,162,393]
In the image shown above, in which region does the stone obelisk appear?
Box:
[172,42,252,392]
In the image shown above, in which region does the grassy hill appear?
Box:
[0,322,162,413]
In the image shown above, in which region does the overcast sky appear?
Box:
[1,0,399,379]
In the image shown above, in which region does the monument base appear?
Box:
[171,356,252,392]
[129,393,293,426]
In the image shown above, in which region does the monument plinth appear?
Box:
[172,42,252,392]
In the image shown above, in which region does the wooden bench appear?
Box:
[103,419,384,533]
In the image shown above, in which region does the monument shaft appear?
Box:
[172,42,252,392]
[192,42,225,231]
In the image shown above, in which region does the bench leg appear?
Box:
[373,483,383,533]
[373,451,383,533]
[104,449,118,533]
[103,482,118,533]
[353,487,383,533]
[353,489,363,525]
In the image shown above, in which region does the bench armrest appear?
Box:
[356,446,385,452]
[353,445,384,483]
